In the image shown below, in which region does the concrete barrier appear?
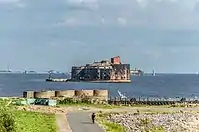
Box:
[23,89,108,101]
[34,90,55,99]
[23,91,35,98]
[75,90,94,97]
[55,90,75,98]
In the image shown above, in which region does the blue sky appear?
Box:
[1,0,199,73]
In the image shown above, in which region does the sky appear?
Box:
[1,0,199,73]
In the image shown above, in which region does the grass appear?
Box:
[137,109,179,114]
[103,121,126,132]
[0,99,57,132]
[139,118,165,132]
[96,112,127,132]
[14,110,57,132]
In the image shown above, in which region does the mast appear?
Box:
[7,63,10,72]
[152,69,156,76]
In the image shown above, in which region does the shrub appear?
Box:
[0,107,16,132]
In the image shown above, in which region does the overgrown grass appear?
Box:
[0,98,57,132]
[137,109,179,114]
[103,121,126,132]
[14,110,57,132]
[139,118,165,132]
[57,98,120,109]
[96,112,127,132]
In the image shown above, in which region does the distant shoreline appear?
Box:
[0,72,198,75]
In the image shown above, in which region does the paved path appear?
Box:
[55,114,72,132]
[67,112,104,132]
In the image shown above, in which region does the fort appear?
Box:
[70,56,131,83]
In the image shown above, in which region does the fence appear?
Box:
[108,97,199,106]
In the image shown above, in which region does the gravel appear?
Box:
[105,112,199,132]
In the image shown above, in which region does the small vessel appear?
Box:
[46,78,69,82]
[152,70,156,76]
[45,73,69,82]
[130,68,144,76]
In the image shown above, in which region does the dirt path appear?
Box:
[55,113,72,132]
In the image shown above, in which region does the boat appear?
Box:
[45,73,69,82]
[46,78,69,82]
[152,70,156,76]
[130,68,144,76]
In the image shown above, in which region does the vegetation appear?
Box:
[14,110,57,132]
[96,112,127,132]
[139,118,165,132]
[58,98,120,109]
[0,98,57,132]
[103,121,126,132]
[0,107,16,132]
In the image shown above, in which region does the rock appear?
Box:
[105,112,199,132]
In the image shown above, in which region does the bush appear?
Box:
[0,107,16,132]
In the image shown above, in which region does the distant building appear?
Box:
[71,56,131,82]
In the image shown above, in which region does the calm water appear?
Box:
[0,73,199,98]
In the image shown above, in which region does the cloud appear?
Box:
[2,0,199,72]
[117,17,127,26]
[0,0,19,3]
[66,0,99,11]
[52,0,199,29]
[0,0,26,8]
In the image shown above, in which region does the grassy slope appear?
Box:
[14,110,57,132]
[0,99,57,132]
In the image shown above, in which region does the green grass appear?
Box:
[0,99,57,132]
[96,112,127,132]
[103,121,126,132]
[14,110,57,132]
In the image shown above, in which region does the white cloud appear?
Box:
[2,0,199,72]
[137,0,148,8]
[53,0,199,29]
[143,50,161,60]
[0,0,26,8]
[0,0,19,3]
[15,3,26,8]
[117,17,127,26]
[66,0,99,11]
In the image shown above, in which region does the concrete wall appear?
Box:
[23,91,35,98]
[23,89,108,101]
[55,90,75,98]
[75,90,94,97]
[93,90,108,101]
[93,90,108,97]
[34,91,55,98]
